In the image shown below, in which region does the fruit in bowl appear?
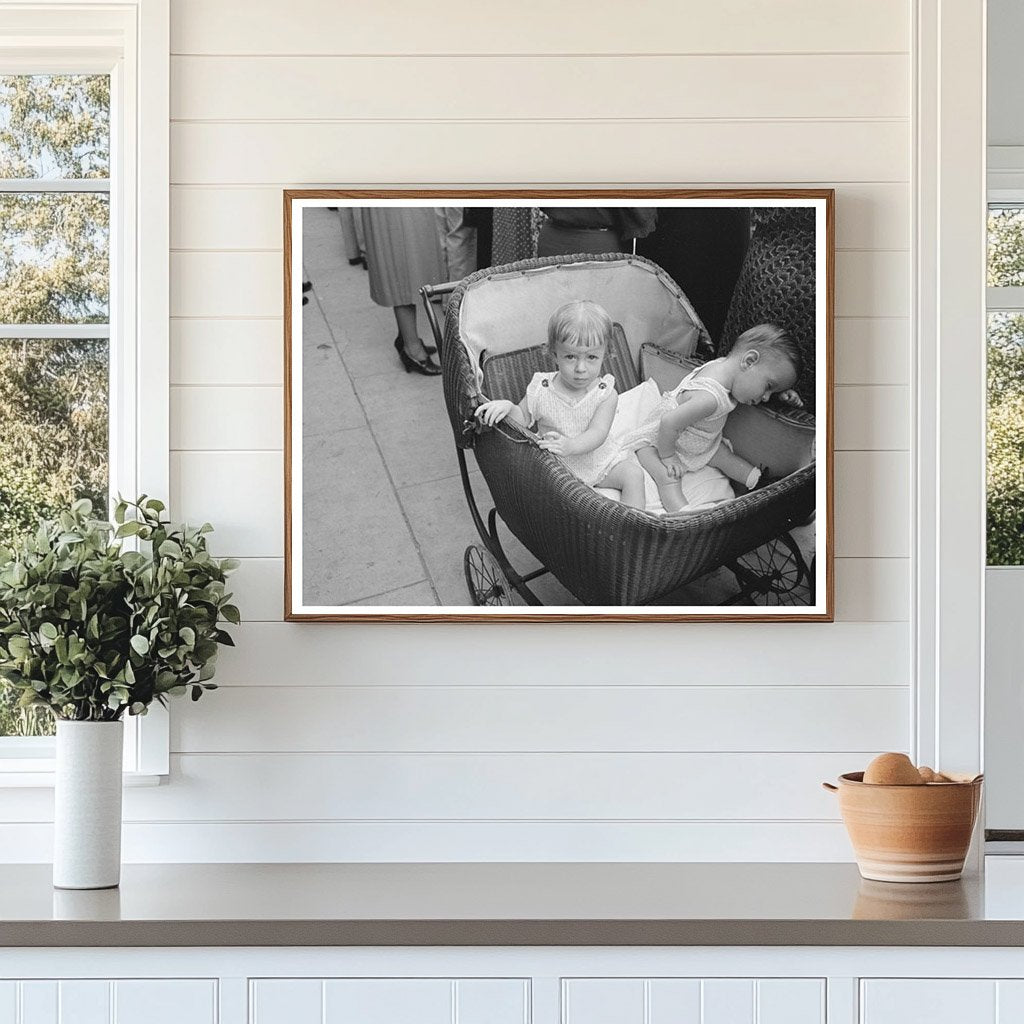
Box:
[823,754,983,883]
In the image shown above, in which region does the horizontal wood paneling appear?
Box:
[170,451,282,556]
[170,250,909,320]
[170,0,909,56]
[835,251,909,318]
[0,753,868,822]
[209,622,910,687]
[833,558,909,621]
[171,252,279,317]
[170,183,909,251]
[170,319,283,386]
[0,1,914,864]
[834,452,910,558]
[171,685,909,753]
[171,55,909,121]
[113,752,864,821]
[171,386,282,450]
[834,386,910,450]
[226,556,909,623]
[0,820,856,862]
[170,121,909,186]
[834,319,909,385]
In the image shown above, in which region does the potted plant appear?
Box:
[0,497,239,889]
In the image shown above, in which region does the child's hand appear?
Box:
[660,454,684,480]
[538,431,570,456]
[776,389,803,408]
[475,399,514,426]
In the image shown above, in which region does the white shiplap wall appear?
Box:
[2,0,916,861]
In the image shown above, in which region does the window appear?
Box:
[987,205,1024,565]
[0,2,169,778]
[0,73,111,739]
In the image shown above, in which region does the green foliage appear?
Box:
[988,395,1024,566]
[987,202,1024,564]
[0,339,108,550]
[0,668,52,736]
[0,75,112,733]
[989,209,1024,288]
[0,75,109,179]
[988,311,1024,565]
[0,76,109,326]
[0,497,239,723]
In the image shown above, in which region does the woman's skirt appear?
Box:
[362,207,445,307]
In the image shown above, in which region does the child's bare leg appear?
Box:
[598,459,645,510]
[709,445,758,487]
[635,446,686,512]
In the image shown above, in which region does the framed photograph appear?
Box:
[285,190,833,621]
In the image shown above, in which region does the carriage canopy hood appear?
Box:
[456,256,711,382]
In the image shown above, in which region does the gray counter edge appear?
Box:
[3,919,1023,948]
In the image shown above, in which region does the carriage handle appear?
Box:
[418,281,460,359]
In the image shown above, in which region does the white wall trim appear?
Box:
[0,0,170,777]
[914,0,986,777]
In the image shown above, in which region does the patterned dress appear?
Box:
[524,372,627,487]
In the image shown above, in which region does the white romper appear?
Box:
[524,372,627,487]
[618,359,737,472]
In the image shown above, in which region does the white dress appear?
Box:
[525,372,627,487]
[618,359,737,471]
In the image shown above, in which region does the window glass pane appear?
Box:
[987,312,1024,565]
[0,192,109,323]
[988,206,1024,288]
[0,338,107,739]
[0,75,109,179]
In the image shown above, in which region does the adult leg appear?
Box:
[339,208,364,263]
[437,207,477,282]
[394,304,430,361]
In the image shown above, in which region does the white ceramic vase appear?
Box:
[53,719,124,889]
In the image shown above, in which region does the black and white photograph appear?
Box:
[285,191,833,621]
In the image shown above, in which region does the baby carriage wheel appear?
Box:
[729,532,811,606]
[464,545,519,606]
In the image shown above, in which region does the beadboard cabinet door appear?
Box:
[562,978,825,1024]
[0,980,217,1024]
[249,978,529,1024]
[860,980,1024,1023]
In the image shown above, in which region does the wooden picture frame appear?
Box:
[285,190,834,622]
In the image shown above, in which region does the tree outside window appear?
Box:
[987,207,1024,566]
[0,75,110,736]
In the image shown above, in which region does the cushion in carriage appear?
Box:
[639,342,816,479]
[457,255,711,387]
[479,322,639,405]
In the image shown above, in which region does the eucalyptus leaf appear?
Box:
[158,539,182,559]
[0,496,238,721]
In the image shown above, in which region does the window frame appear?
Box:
[0,0,169,783]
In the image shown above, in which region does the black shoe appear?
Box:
[396,341,441,376]
[348,256,367,269]
[302,295,308,306]
[394,334,436,357]
[302,280,311,292]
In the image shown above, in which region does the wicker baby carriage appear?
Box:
[420,253,817,608]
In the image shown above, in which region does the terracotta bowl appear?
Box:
[823,771,983,883]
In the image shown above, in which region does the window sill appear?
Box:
[0,767,165,788]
